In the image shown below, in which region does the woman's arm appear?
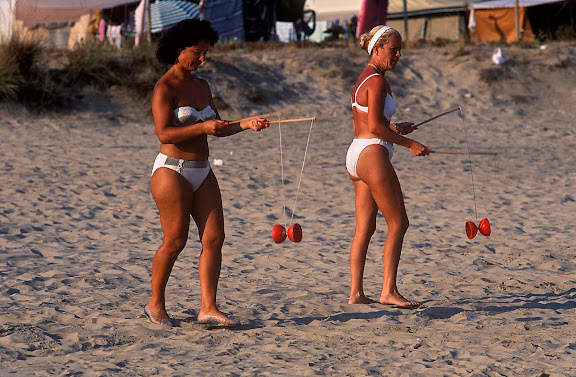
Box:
[366,77,429,155]
[152,79,269,143]
[207,89,269,137]
[152,81,217,143]
[152,80,235,143]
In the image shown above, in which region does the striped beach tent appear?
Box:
[202,0,244,41]
[149,0,199,33]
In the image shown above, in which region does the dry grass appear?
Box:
[0,34,567,112]
[0,34,43,103]
[0,35,358,112]
[0,35,165,112]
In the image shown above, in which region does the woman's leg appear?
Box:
[348,178,378,304]
[190,171,233,320]
[148,168,195,320]
[356,145,420,308]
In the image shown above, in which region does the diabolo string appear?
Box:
[276,116,315,227]
[459,106,479,221]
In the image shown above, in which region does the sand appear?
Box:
[1,41,575,376]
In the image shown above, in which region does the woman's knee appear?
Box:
[389,214,409,234]
[402,216,410,232]
[355,221,377,239]
[160,237,188,258]
[201,231,225,251]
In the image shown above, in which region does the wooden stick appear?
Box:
[228,111,283,124]
[265,117,316,124]
[413,107,461,129]
[430,150,498,156]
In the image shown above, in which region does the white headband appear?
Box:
[367,26,393,55]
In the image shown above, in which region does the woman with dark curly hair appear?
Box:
[145,19,269,327]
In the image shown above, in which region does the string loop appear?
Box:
[277,116,315,227]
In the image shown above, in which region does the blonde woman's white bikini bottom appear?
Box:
[346,138,394,179]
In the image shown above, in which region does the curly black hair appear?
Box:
[155,19,219,65]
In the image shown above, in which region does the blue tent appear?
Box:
[148,0,244,41]
[202,0,244,41]
[150,0,199,33]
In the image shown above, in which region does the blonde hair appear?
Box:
[359,26,401,55]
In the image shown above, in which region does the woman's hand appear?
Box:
[394,122,415,135]
[408,140,431,156]
[204,119,231,136]
[243,118,270,132]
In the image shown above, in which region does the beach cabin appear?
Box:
[304,0,574,42]
[468,0,576,43]
[302,0,472,41]
[386,0,472,41]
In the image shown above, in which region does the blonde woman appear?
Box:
[346,26,430,308]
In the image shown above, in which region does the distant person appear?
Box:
[145,19,269,327]
[349,16,358,41]
[346,25,430,308]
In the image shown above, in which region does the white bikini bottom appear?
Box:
[346,138,394,179]
[151,153,211,192]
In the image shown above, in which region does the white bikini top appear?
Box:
[173,105,217,126]
[351,73,396,121]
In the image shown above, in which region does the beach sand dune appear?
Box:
[1,41,575,376]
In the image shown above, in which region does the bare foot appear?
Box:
[379,292,420,309]
[144,303,173,327]
[197,310,239,327]
[348,294,377,304]
[146,301,171,319]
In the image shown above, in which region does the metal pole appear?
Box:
[403,0,408,39]
[146,0,152,44]
[571,0,574,40]
[515,0,520,42]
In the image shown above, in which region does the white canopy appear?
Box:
[304,0,475,21]
[14,0,138,9]
[304,0,362,21]
[13,0,139,26]
[470,0,563,8]
[388,0,469,16]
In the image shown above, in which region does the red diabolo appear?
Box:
[287,223,303,243]
[466,218,491,239]
[271,224,287,244]
[465,221,478,239]
[478,218,491,236]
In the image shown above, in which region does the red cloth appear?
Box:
[357,0,389,39]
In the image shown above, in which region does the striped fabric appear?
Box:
[150,0,200,33]
[202,0,244,42]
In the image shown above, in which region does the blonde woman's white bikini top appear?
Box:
[351,73,396,121]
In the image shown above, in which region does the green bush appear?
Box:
[0,55,24,100]
[0,35,37,100]
[0,35,166,111]
[0,34,66,109]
